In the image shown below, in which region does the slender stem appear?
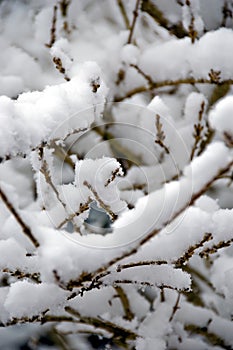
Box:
[114,286,134,321]
[169,292,181,322]
[117,0,130,29]
[114,78,233,102]
[127,0,141,43]
[65,306,138,341]
[0,186,39,248]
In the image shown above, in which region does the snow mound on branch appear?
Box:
[4,281,67,319]
[0,62,108,158]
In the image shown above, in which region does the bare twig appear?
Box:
[57,197,92,230]
[59,0,71,33]
[155,114,170,154]
[116,260,168,272]
[45,5,57,48]
[2,268,40,283]
[169,292,181,322]
[114,76,233,102]
[65,306,138,342]
[112,280,183,291]
[105,167,121,187]
[83,180,118,221]
[114,286,134,321]
[175,232,213,268]
[223,131,233,147]
[199,237,233,258]
[190,101,205,160]
[127,0,141,44]
[222,0,233,27]
[117,0,130,29]
[141,0,187,38]
[184,324,232,349]
[185,0,198,43]
[40,158,67,209]
[0,186,39,248]
[130,64,154,87]
[53,56,70,81]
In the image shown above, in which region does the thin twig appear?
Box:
[169,292,181,322]
[65,306,138,342]
[116,260,168,272]
[53,56,70,81]
[114,77,233,102]
[127,0,141,43]
[199,237,233,258]
[57,197,92,230]
[130,64,154,87]
[155,114,170,154]
[175,232,213,268]
[0,186,39,248]
[117,0,130,29]
[45,5,57,48]
[114,286,134,321]
[83,180,118,221]
[190,101,205,161]
[40,158,67,209]
[141,0,187,38]
[3,268,40,283]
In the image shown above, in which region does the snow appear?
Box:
[4,281,67,319]
[140,28,233,81]
[0,62,108,158]
[0,1,233,349]
[209,95,233,135]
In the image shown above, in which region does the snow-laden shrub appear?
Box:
[0,1,233,349]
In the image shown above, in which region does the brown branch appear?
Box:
[183,265,215,291]
[184,324,232,349]
[83,180,118,221]
[65,306,138,342]
[40,158,67,209]
[114,286,134,321]
[199,238,233,258]
[117,0,130,29]
[141,0,187,38]
[130,63,154,87]
[2,268,40,283]
[175,232,213,268]
[127,0,141,44]
[57,197,92,230]
[0,186,39,248]
[155,114,170,154]
[186,0,198,43]
[190,101,205,161]
[3,314,76,327]
[116,260,168,272]
[112,280,184,291]
[105,167,121,187]
[114,77,233,102]
[53,56,70,81]
[169,292,181,322]
[45,5,57,48]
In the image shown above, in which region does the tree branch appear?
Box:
[127,0,141,44]
[114,77,233,102]
[0,186,39,248]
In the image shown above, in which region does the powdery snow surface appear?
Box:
[209,95,233,135]
[0,61,108,158]
[4,281,67,319]
[0,1,233,350]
